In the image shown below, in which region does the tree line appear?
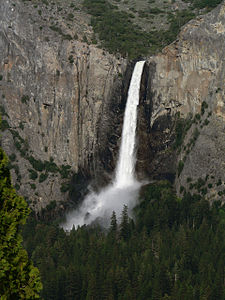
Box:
[22,181,225,299]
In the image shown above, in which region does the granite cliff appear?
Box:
[0,0,224,212]
[139,2,225,201]
[0,0,128,211]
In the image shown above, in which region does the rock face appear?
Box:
[0,0,225,212]
[142,1,225,200]
[0,0,127,210]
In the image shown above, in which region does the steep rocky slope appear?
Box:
[0,0,224,213]
[142,2,225,201]
[0,0,127,211]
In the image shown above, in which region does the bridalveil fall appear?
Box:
[63,61,145,229]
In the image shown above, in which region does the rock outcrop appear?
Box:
[0,0,225,212]
[0,0,127,211]
[142,1,225,200]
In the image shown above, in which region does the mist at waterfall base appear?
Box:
[63,181,142,229]
[63,61,146,230]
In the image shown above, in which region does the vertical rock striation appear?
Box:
[140,1,225,200]
[0,0,127,210]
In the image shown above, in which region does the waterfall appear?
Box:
[63,61,145,230]
[114,61,145,187]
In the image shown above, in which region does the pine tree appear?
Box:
[65,266,82,300]
[0,133,42,298]
[110,211,117,233]
[119,205,130,240]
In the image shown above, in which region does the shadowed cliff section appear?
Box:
[91,62,135,189]
[136,61,177,183]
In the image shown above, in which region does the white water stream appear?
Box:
[63,61,145,230]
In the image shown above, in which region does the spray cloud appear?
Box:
[63,61,145,230]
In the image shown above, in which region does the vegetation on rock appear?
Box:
[82,0,223,58]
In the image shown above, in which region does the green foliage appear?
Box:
[15,183,20,190]
[19,121,24,130]
[67,13,74,20]
[110,210,117,233]
[218,189,225,196]
[196,177,206,190]
[46,200,57,211]
[189,178,203,191]
[203,118,210,126]
[82,35,88,43]
[7,127,72,185]
[0,146,42,298]
[9,129,28,157]
[63,34,73,41]
[174,115,193,150]
[193,128,200,141]
[0,105,9,118]
[15,140,22,151]
[30,183,36,190]
[82,0,220,59]
[21,95,29,104]
[50,25,63,34]
[68,55,74,63]
[119,205,130,240]
[174,119,185,149]
[28,156,45,172]
[59,165,71,179]
[174,115,200,165]
[39,173,48,183]
[217,179,222,186]
[9,153,16,162]
[149,7,163,14]
[187,176,225,197]
[187,177,192,183]
[183,127,200,160]
[83,0,158,58]
[201,101,208,115]
[1,119,10,131]
[0,74,3,80]
[84,0,198,58]
[195,113,201,121]
[180,185,185,194]
[187,0,223,9]
[22,181,225,299]
[28,169,38,180]
[50,25,73,40]
[60,183,70,193]
[44,159,58,173]
[166,9,195,41]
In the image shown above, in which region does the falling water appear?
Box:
[114,61,145,187]
[63,61,145,230]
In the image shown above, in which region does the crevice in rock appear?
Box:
[87,61,135,190]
